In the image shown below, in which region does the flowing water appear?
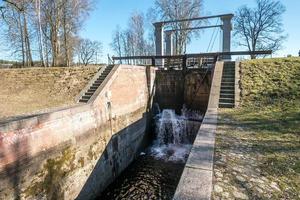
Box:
[97,106,203,200]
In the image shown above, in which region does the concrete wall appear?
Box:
[0,65,155,200]
[155,69,212,113]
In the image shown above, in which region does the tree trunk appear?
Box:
[17,13,25,67]
[23,12,33,67]
[36,0,45,67]
[62,8,70,67]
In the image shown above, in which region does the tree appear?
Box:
[110,12,155,64]
[0,0,34,67]
[154,0,203,54]
[111,25,123,62]
[0,0,94,67]
[77,38,102,66]
[234,0,286,59]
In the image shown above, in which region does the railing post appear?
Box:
[182,55,187,71]
[151,57,156,67]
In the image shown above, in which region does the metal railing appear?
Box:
[112,50,272,70]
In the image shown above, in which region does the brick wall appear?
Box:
[0,65,155,200]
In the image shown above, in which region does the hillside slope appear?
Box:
[213,58,300,200]
[0,67,99,120]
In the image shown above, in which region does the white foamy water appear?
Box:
[149,107,202,163]
[150,144,192,163]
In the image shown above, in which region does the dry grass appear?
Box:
[0,66,99,120]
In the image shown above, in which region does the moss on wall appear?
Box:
[24,147,77,199]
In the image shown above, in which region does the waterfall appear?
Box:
[156,109,188,145]
[150,106,203,163]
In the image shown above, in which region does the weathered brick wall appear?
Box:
[0,65,155,200]
[155,69,211,113]
[184,69,212,112]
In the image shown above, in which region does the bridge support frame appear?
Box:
[221,15,233,60]
[154,22,164,66]
[154,14,234,61]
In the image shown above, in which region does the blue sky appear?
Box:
[80,0,300,62]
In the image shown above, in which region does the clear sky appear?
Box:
[79,0,300,62]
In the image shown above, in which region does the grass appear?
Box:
[213,57,300,199]
[0,66,99,120]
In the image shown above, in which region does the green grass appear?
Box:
[240,57,300,106]
[216,57,300,199]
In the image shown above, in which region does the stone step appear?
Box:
[220,89,234,93]
[81,95,91,100]
[79,99,88,103]
[90,86,99,90]
[94,80,103,84]
[224,66,235,69]
[221,82,235,86]
[221,86,234,91]
[92,83,101,87]
[219,102,235,108]
[224,62,235,66]
[219,97,234,104]
[220,93,234,98]
[224,65,235,68]
[85,92,94,96]
[222,75,235,78]
[223,68,235,71]
[220,89,235,95]
[222,77,235,82]
[223,71,235,75]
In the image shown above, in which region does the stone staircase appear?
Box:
[79,65,114,103]
[219,62,235,108]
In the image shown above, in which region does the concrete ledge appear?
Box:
[235,61,241,107]
[173,109,217,200]
[174,62,223,200]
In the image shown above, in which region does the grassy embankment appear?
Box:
[213,57,300,199]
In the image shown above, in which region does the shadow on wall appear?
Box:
[76,114,150,200]
[0,113,150,200]
[154,69,212,113]
[1,132,30,200]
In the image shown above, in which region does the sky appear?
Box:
[0,0,299,61]
[79,0,300,62]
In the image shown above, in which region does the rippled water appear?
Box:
[97,155,185,200]
[97,107,202,200]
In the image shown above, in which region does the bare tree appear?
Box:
[111,12,154,64]
[154,0,203,54]
[77,38,102,66]
[0,0,94,67]
[0,0,34,67]
[111,25,123,62]
[234,0,286,59]
[34,0,45,67]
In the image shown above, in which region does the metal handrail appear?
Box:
[112,50,272,61]
[112,50,272,70]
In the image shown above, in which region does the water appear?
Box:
[97,155,184,200]
[150,107,202,162]
[97,106,202,200]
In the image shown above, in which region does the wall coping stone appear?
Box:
[173,61,224,200]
